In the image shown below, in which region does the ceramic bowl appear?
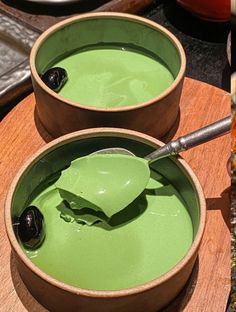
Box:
[5,128,206,312]
[30,12,186,139]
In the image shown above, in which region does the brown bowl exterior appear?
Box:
[30,13,186,139]
[5,128,205,312]
[15,250,196,312]
[33,81,184,140]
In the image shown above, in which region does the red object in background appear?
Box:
[177,0,230,22]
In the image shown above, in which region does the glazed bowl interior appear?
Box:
[33,14,183,106]
[13,139,199,228]
[10,131,201,261]
[35,16,181,78]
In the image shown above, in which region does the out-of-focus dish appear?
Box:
[21,0,104,5]
[176,0,230,22]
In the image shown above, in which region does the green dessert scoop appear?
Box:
[55,116,229,218]
[91,116,230,208]
[55,154,150,218]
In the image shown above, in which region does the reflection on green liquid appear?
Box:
[22,170,193,291]
[53,45,174,108]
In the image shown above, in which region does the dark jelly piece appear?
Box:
[18,205,45,250]
[40,67,68,92]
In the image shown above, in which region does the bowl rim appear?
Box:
[30,12,186,113]
[5,127,206,298]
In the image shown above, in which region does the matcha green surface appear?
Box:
[23,169,193,291]
[54,48,174,108]
[55,154,150,218]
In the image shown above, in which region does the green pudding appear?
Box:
[21,157,193,291]
[53,46,174,108]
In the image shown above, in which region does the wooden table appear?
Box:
[0,78,231,311]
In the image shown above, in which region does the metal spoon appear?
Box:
[71,116,230,216]
[93,116,231,162]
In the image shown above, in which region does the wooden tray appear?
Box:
[0,77,230,311]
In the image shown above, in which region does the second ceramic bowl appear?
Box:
[30,12,186,139]
[5,128,206,312]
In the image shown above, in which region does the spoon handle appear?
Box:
[145,116,231,163]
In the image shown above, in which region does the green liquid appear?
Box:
[54,47,174,108]
[23,170,193,291]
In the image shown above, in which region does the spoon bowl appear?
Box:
[55,153,150,217]
[91,116,230,209]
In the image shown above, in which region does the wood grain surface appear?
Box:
[0,77,231,311]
